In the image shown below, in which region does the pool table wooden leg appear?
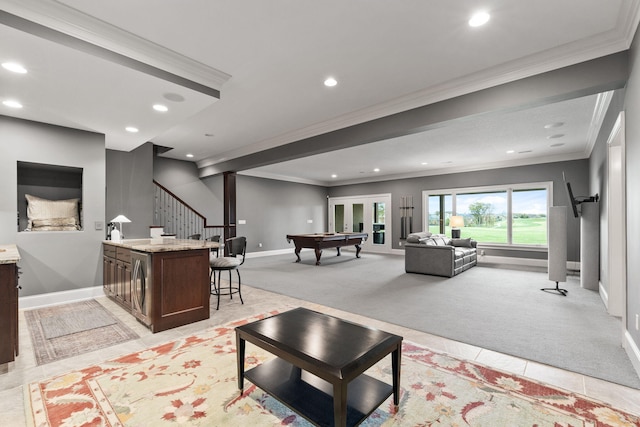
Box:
[355,244,362,258]
[314,248,322,265]
[294,245,302,262]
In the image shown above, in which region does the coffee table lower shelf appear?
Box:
[245,357,393,427]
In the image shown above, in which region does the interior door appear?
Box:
[607,112,626,318]
[329,194,391,253]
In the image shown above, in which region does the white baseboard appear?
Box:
[245,248,306,259]
[477,255,579,272]
[477,255,547,268]
[624,330,640,382]
[599,281,609,308]
[19,286,105,310]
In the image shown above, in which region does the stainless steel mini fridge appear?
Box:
[131,251,152,328]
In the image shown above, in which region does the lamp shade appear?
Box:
[449,216,464,228]
[110,215,131,223]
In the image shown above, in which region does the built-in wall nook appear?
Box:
[17,161,83,232]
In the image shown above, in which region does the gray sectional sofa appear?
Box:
[404,232,478,277]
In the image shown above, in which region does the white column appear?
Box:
[580,202,600,290]
[548,206,567,283]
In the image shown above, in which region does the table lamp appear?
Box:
[449,215,464,238]
[110,214,131,242]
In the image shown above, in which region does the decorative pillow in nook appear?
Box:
[25,194,80,230]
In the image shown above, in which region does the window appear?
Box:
[423,183,550,247]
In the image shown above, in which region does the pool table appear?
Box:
[286,232,369,265]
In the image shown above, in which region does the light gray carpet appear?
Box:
[241,251,640,389]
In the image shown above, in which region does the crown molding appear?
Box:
[585,90,615,157]
[239,151,588,188]
[238,170,330,187]
[0,0,231,90]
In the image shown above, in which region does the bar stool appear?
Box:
[210,236,246,310]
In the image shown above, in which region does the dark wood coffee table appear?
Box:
[236,307,402,427]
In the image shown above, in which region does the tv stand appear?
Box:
[542,281,568,296]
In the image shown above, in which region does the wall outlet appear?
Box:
[307,219,313,223]
[480,249,486,256]
[238,219,246,224]
[399,241,402,246]
[636,314,639,331]
[258,243,263,248]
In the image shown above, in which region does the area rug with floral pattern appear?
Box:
[25,310,640,426]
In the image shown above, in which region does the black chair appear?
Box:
[210,236,246,310]
[207,235,221,258]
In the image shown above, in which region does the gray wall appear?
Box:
[156,156,588,262]
[624,25,640,352]
[106,144,154,239]
[234,175,327,252]
[0,116,106,297]
[153,158,328,252]
[329,159,589,261]
[154,156,223,224]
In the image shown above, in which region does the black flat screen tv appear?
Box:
[565,180,580,218]
[563,172,598,218]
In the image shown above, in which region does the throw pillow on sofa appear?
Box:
[451,238,473,247]
[406,231,432,243]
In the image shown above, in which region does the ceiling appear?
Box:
[1,1,638,186]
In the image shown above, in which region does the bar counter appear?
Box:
[103,238,220,253]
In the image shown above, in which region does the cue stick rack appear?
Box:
[400,196,414,239]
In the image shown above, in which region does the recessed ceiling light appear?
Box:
[331,174,337,178]
[2,100,23,109]
[153,104,168,112]
[506,150,515,154]
[550,143,565,148]
[469,11,490,27]
[547,134,565,139]
[204,133,215,137]
[518,150,533,154]
[125,126,139,133]
[2,62,27,74]
[186,153,194,158]
[544,122,564,129]
[373,168,380,172]
[324,77,338,87]
[421,162,428,165]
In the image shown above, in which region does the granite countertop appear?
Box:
[0,244,21,264]
[103,238,221,253]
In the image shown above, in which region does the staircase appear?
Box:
[153,180,226,240]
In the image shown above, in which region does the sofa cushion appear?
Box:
[406,231,432,243]
[430,236,451,246]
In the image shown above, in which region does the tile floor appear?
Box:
[2,284,640,426]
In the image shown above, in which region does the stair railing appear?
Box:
[153,180,227,241]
